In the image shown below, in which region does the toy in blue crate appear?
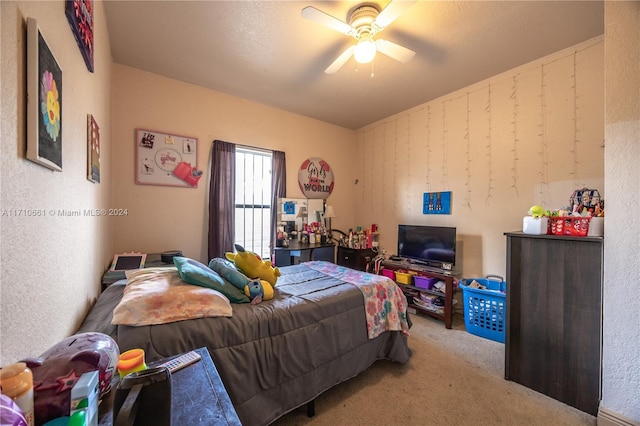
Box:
[459,275,507,343]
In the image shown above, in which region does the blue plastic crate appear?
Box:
[459,276,507,343]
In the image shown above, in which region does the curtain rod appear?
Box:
[213,139,274,155]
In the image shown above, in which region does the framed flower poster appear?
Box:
[87,114,100,183]
[27,18,63,171]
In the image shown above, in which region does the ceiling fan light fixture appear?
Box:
[354,38,376,64]
[303,1,416,73]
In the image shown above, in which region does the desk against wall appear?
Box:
[273,241,335,266]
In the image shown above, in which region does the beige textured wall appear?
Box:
[0,0,610,385]
[0,1,113,364]
[110,65,356,262]
[355,37,604,277]
[601,1,640,422]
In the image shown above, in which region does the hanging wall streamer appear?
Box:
[354,41,598,215]
[511,74,520,197]
[407,113,412,216]
[425,105,432,191]
[463,93,472,210]
[571,50,581,184]
[393,120,398,213]
[485,84,494,205]
[357,131,364,205]
[539,64,550,206]
[441,101,449,190]
[372,128,377,213]
[381,123,387,214]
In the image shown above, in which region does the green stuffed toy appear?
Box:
[225,244,280,303]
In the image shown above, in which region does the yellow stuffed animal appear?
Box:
[225,244,281,287]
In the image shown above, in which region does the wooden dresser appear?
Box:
[336,246,376,272]
[504,232,603,416]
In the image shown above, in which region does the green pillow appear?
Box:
[208,258,250,291]
[173,256,249,304]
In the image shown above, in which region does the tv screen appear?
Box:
[397,225,456,267]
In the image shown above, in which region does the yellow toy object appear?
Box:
[244,279,275,304]
[226,244,281,287]
[528,205,545,218]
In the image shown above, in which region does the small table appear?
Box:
[273,241,335,266]
[98,348,240,425]
[101,253,169,290]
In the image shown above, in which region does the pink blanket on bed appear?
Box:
[305,261,410,339]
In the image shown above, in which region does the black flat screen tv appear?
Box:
[397,225,456,269]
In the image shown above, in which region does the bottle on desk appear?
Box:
[0,362,35,426]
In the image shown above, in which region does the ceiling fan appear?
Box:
[301,1,416,74]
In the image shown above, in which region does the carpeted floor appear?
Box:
[272,313,596,426]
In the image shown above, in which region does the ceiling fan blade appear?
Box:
[373,1,416,32]
[375,39,416,63]
[302,6,356,37]
[325,45,355,74]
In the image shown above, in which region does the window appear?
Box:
[234,147,272,258]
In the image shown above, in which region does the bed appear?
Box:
[78,261,412,426]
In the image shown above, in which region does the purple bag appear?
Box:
[0,394,28,426]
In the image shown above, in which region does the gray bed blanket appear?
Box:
[78,263,412,425]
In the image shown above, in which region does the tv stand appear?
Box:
[386,258,454,276]
[381,259,457,329]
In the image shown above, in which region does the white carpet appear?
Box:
[273,313,596,425]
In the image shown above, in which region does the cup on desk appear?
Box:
[117,349,147,379]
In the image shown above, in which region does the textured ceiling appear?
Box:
[103,1,604,130]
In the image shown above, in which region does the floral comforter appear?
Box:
[305,261,410,339]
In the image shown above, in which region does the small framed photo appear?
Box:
[423,191,452,215]
[27,17,63,171]
[110,253,147,271]
[87,114,100,183]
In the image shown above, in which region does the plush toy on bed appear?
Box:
[244,278,274,304]
[225,244,280,304]
[225,244,281,286]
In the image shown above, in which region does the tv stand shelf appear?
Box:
[381,259,457,329]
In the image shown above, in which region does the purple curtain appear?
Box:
[208,140,236,260]
[270,151,286,259]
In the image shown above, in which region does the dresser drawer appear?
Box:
[336,247,375,272]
